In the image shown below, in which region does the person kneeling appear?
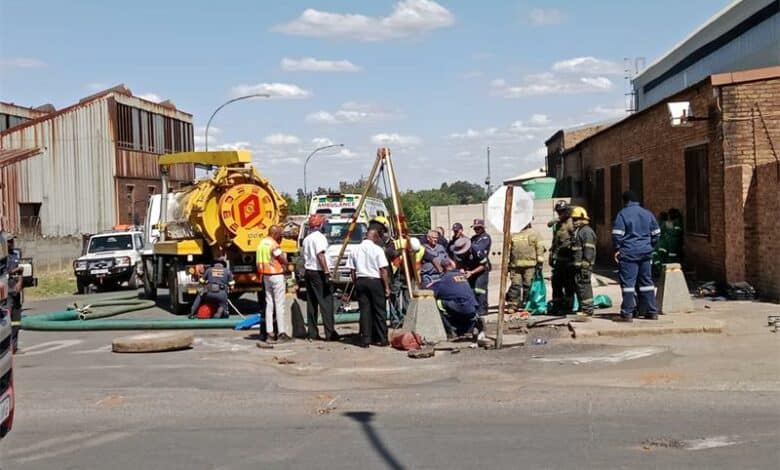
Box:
[430,259,485,341]
[189,259,234,319]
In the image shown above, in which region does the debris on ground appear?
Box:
[642,438,687,450]
[725,282,755,300]
[390,329,423,351]
[256,341,274,349]
[274,356,297,365]
[408,347,435,359]
[316,396,339,415]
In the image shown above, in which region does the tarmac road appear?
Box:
[0,290,778,469]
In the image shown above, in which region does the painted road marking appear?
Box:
[19,339,84,356]
[532,346,665,364]
[685,435,741,451]
[14,431,134,464]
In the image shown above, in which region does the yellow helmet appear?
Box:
[371,215,390,227]
[570,206,590,221]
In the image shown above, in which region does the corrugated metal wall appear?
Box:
[0,98,116,236]
[0,165,21,232]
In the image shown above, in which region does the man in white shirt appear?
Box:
[302,215,338,341]
[349,228,391,348]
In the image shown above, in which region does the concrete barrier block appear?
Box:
[657,263,695,313]
[404,290,448,344]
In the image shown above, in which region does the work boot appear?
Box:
[277,333,292,342]
[613,316,633,323]
[643,313,659,320]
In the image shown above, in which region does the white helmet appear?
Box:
[409,237,422,252]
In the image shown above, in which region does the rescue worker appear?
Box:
[5,234,24,352]
[447,222,466,258]
[368,215,390,239]
[469,219,492,315]
[348,228,391,348]
[302,215,338,341]
[451,236,490,316]
[652,211,669,278]
[612,190,661,322]
[666,208,684,265]
[548,201,576,315]
[189,257,235,319]
[435,226,449,249]
[570,207,597,317]
[430,259,485,341]
[420,230,448,286]
[257,225,291,341]
[505,222,545,312]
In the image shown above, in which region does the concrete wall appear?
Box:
[16,235,83,274]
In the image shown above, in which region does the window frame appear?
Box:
[684,144,710,236]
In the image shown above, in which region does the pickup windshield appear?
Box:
[322,222,367,245]
[88,235,134,253]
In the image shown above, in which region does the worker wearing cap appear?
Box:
[257,225,291,342]
[447,222,466,258]
[506,222,545,312]
[549,202,576,315]
[469,219,492,316]
[570,207,597,317]
[5,234,24,352]
[451,236,490,316]
[302,214,338,341]
[435,226,449,249]
[189,257,234,319]
[430,258,485,341]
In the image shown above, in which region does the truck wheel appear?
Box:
[142,259,157,300]
[168,265,188,315]
[76,278,87,295]
[128,271,140,291]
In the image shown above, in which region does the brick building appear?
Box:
[545,122,617,199]
[0,85,194,236]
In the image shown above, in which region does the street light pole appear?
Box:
[204,93,270,151]
[485,145,492,196]
[303,143,345,199]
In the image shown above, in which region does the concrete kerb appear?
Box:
[570,314,724,339]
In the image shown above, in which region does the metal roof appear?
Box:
[0,147,41,168]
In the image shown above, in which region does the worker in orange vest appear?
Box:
[256,225,290,342]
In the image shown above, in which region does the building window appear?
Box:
[684,145,709,235]
[116,103,193,154]
[590,168,605,224]
[18,202,41,235]
[0,113,30,132]
[628,160,643,204]
[610,164,622,223]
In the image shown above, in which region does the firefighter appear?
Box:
[505,222,545,312]
[548,201,575,315]
[612,191,661,322]
[570,207,597,317]
[189,258,235,319]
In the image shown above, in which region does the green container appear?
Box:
[520,177,557,199]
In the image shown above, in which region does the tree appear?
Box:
[440,180,487,204]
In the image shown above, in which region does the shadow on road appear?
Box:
[344,411,406,470]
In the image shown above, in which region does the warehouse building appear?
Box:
[545,0,780,299]
[0,85,194,236]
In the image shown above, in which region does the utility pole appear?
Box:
[485,146,492,196]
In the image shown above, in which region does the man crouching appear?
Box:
[430,259,485,341]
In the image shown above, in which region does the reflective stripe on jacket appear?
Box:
[612,202,661,261]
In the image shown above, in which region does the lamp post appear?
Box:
[204,93,270,151]
[303,143,345,198]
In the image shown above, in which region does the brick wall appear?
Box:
[577,81,725,281]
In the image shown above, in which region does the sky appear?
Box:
[0,0,733,195]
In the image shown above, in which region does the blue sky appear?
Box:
[0,0,732,194]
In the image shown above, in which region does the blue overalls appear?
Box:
[431,271,479,336]
[470,232,492,315]
[612,202,661,318]
[190,262,233,318]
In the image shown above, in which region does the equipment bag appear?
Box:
[524,270,548,315]
[593,294,613,309]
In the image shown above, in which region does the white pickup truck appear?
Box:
[73,231,145,294]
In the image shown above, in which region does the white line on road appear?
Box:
[14,431,134,464]
[72,345,113,354]
[685,435,741,450]
[18,339,84,356]
[6,431,96,458]
[532,347,666,364]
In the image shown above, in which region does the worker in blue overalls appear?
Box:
[189,258,235,319]
[469,218,492,316]
[612,190,661,322]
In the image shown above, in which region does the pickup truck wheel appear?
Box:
[142,259,157,299]
[76,278,87,295]
[168,265,188,315]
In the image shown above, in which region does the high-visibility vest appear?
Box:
[256,237,284,275]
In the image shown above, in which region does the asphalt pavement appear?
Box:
[0,290,778,469]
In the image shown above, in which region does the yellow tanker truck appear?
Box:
[141,151,288,314]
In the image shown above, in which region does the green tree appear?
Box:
[440,180,487,204]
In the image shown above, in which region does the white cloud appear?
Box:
[212,141,252,150]
[0,57,45,68]
[231,82,311,99]
[273,0,454,42]
[193,126,222,149]
[491,71,614,98]
[263,133,301,146]
[269,156,303,166]
[448,114,557,143]
[448,128,498,140]
[528,8,567,26]
[137,93,162,103]
[552,56,623,75]
[529,114,551,126]
[312,137,335,147]
[306,102,401,125]
[588,104,628,118]
[371,133,422,146]
[281,57,361,72]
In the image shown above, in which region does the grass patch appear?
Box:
[25,272,76,300]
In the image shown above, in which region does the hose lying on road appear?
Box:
[21,293,361,331]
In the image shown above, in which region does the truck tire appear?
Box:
[112,332,194,353]
[168,265,188,315]
[76,278,87,295]
[142,259,157,299]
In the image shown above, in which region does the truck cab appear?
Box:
[0,234,15,439]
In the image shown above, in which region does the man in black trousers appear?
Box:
[349,228,391,348]
[302,214,339,341]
